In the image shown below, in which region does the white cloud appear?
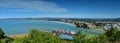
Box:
[0,0,68,12]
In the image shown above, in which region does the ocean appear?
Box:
[0,20,104,37]
[0,20,78,35]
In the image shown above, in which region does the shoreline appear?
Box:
[4,20,77,36]
[9,34,28,38]
[49,21,76,26]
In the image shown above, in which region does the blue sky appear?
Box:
[0,0,120,18]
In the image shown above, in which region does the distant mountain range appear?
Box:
[0,18,120,21]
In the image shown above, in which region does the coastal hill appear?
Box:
[0,18,120,21]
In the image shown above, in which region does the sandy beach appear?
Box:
[50,21,76,26]
[9,34,28,38]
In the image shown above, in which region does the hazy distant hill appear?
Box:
[0,18,120,22]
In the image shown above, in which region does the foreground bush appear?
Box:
[73,28,120,43]
[11,29,62,43]
[1,28,120,43]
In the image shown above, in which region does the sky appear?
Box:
[0,0,120,18]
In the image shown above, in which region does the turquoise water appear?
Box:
[0,20,104,36]
[79,28,104,37]
[0,20,78,35]
[59,35,73,40]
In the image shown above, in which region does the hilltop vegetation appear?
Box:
[0,28,120,43]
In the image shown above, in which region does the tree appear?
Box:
[28,29,61,43]
[0,28,5,39]
[73,30,87,43]
[74,22,80,27]
[105,27,120,43]
[73,30,110,43]
[0,37,13,43]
